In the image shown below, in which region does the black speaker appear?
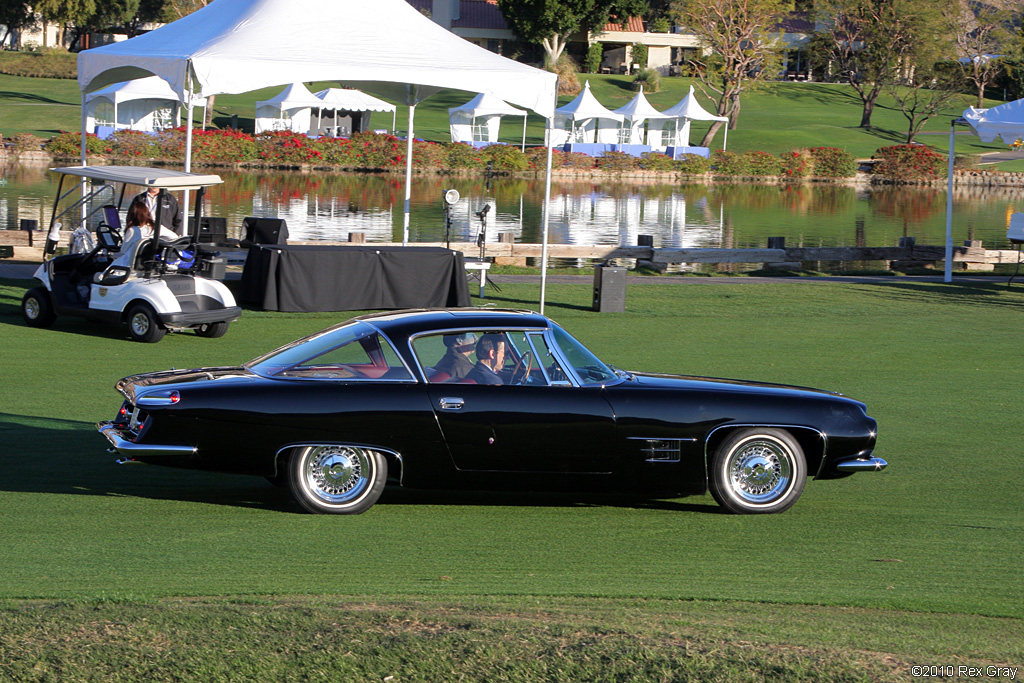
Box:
[241,217,289,246]
[592,264,626,312]
[188,216,229,243]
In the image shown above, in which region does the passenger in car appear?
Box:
[433,332,476,381]
[464,334,506,385]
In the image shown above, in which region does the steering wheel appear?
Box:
[509,350,534,385]
[95,223,122,250]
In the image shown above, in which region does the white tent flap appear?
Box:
[963,101,1024,144]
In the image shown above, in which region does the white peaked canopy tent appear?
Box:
[314,88,397,136]
[658,86,730,150]
[550,81,625,147]
[85,75,207,137]
[448,93,528,150]
[76,0,561,310]
[254,82,324,134]
[940,99,1024,282]
[612,88,671,148]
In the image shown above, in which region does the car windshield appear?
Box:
[245,321,412,380]
[550,325,618,385]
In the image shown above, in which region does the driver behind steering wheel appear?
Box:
[108,199,180,273]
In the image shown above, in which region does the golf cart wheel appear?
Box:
[126,303,166,343]
[194,321,229,338]
[22,288,57,328]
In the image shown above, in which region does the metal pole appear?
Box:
[403,103,416,246]
[944,120,956,283]
[540,113,555,315]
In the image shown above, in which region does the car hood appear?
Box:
[624,371,854,402]
[116,366,256,402]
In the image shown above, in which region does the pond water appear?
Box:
[2,163,1021,264]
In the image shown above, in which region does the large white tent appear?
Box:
[314,88,397,137]
[612,88,671,148]
[254,82,324,134]
[448,93,528,150]
[85,75,206,138]
[549,81,625,147]
[76,0,560,310]
[657,85,730,153]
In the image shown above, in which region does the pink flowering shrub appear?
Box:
[872,144,944,180]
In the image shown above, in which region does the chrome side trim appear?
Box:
[97,421,197,458]
[835,456,887,472]
[627,436,698,462]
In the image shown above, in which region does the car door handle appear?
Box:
[439,397,464,411]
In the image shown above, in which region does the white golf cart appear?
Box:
[21,166,241,343]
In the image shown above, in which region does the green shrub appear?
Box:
[632,67,661,93]
[559,150,597,169]
[481,144,528,171]
[413,139,447,168]
[595,151,639,171]
[344,131,404,168]
[649,17,672,33]
[43,131,106,157]
[953,153,983,170]
[255,131,321,165]
[631,44,649,69]
[107,130,159,159]
[779,149,812,178]
[711,149,749,175]
[872,144,945,180]
[743,150,783,176]
[191,128,258,163]
[447,142,488,169]
[0,48,76,78]
[676,153,711,174]
[584,43,603,74]
[808,146,857,177]
[638,152,676,171]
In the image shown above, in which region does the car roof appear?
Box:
[50,166,224,189]
[356,308,551,338]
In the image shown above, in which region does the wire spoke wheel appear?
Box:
[288,445,387,514]
[709,428,806,514]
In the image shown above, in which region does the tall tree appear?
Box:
[951,0,1016,107]
[809,0,945,128]
[670,0,793,145]
[33,0,97,46]
[496,0,648,65]
[0,0,35,48]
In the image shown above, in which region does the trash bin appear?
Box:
[592,264,625,312]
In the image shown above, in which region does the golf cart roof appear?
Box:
[50,166,223,190]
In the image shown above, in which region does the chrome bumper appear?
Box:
[97,421,197,462]
[835,456,887,472]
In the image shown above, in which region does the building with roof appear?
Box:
[409,1,813,80]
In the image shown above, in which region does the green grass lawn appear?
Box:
[3,72,1017,159]
[1,275,1022,680]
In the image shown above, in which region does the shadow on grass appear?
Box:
[0,412,719,514]
[855,278,1024,311]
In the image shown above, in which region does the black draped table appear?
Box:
[240,245,472,312]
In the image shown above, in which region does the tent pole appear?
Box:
[723,121,728,151]
[403,103,416,246]
[182,97,194,228]
[80,91,88,166]
[521,114,527,151]
[540,112,555,315]
[944,120,956,283]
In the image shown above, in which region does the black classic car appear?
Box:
[98,308,885,515]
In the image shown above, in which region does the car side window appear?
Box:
[274,330,412,380]
[528,332,570,385]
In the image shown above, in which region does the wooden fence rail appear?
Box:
[2,230,1020,270]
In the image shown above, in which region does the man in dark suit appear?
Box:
[465,334,506,385]
[134,187,183,235]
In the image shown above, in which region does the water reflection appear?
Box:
[1,162,1019,252]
